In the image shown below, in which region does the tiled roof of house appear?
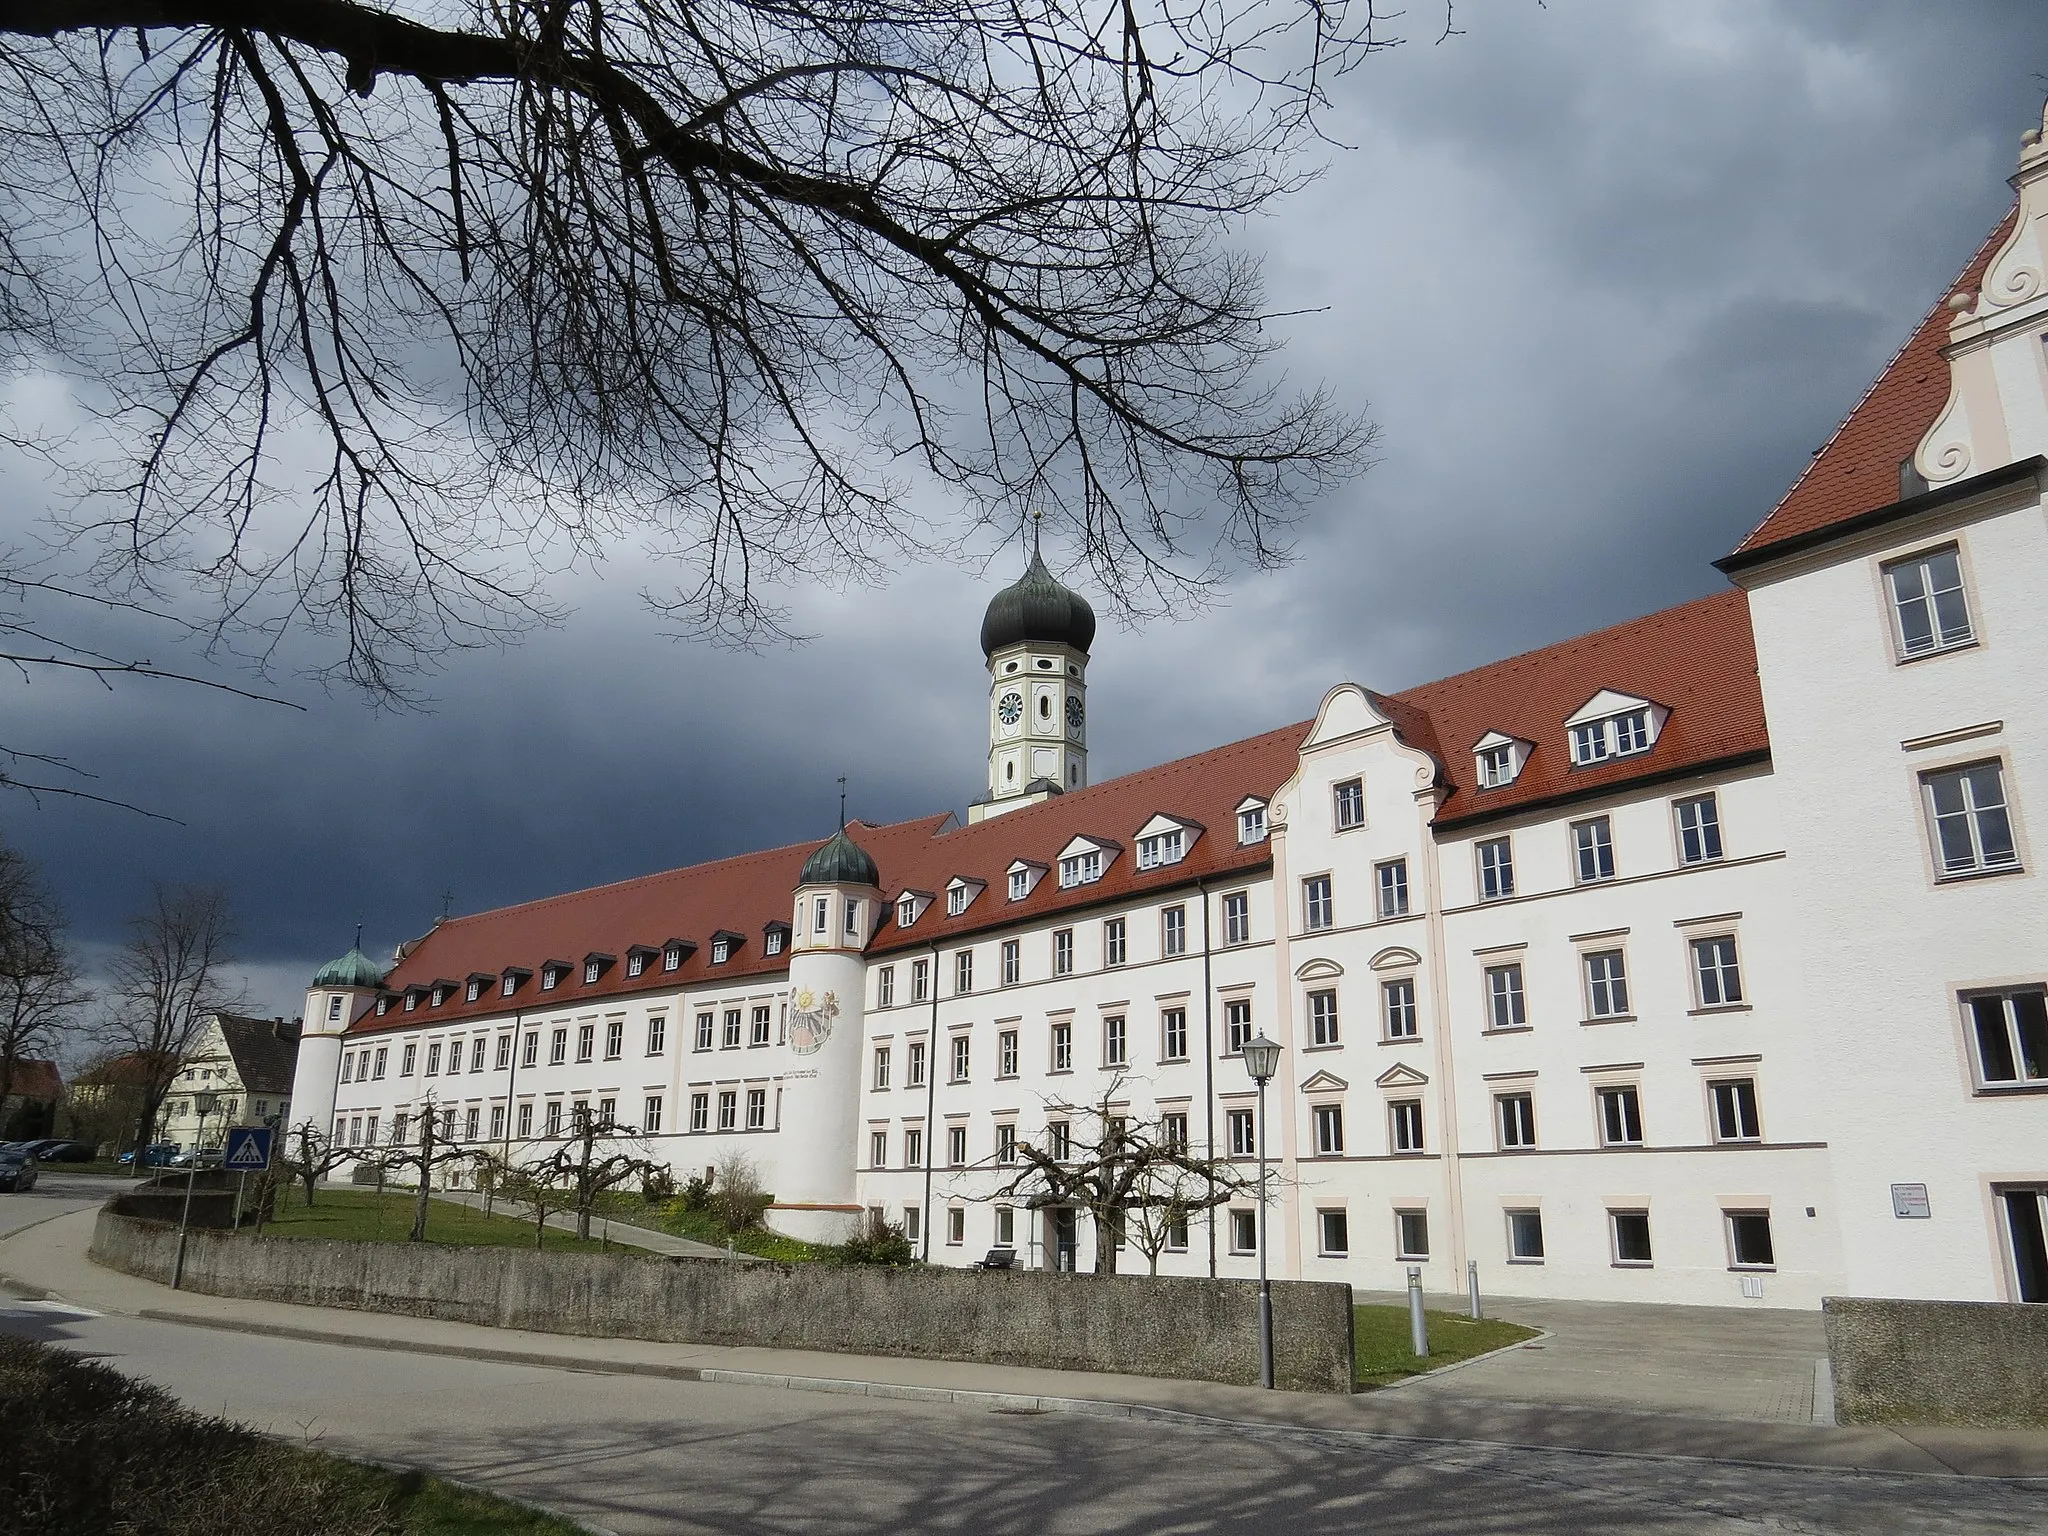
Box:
[212,1014,302,1096]
[0,1059,61,1102]
[356,591,1765,1021]
[1726,208,2017,562]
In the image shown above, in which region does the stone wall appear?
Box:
[91,1209,1356,1392]
[1824,1296,2048,1427]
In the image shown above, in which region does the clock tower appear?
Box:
[970,526,1096,823]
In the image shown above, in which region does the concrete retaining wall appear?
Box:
[1824,1296,2048,1427]
[91,1209,1355,1392]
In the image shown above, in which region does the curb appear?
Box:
[1365,1326,1555,1391]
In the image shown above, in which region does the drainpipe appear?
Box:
[1199,878,1217,1278]
[501,1010,523,1170]
[919,941,939,1261]
[1419,797,1469,1293]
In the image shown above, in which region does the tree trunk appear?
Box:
[577,1202,591,1241]
[1092,1208,1118,1275]
[410,1164,430,1241]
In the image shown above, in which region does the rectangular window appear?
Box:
[904,1206,922,1244]
[1227,1108,1255,1157]
[374,1047,389,1079]
[1573,816,1615,883]
[1001,939,1020,985]
[1477,838,1515,900]
[1396,1209,1430,1260]
[1238,804,1267,844]
[905,1127,923,1166]
[746,1088,767,1130]
[545,1100,563,1136]
[1380,979,1415,1041]
[1103,917,1127,967]
[751,1006,771,1047]
[1050,1021,1072,1072]
[1710,1078,1762,1141]
[583,959,601,985]
[643,1095,663,1134]
[1162,1008,1188,1061]
[1223,892,1251,946]
[873,1046,892,1090]
[1058,850,1103,887]
[911,958,930,1003]
[1162,905,1187,956]
[1008,868,1031,901]
[1303,875,1334,932]
[1225,997,1252,1055]
[907,1040,927,1087]
[1674,793,1723,864]
[1333,778,1365,830]
[1389,1099,1424,1153]
[947,1207,966,1245]
[996,1123,1017,1164]
[540,1029,561,1066]
[813,896,830,933]
[1047,1121,1069,1161]
[1597,1084,1644,1146]
[1726,1210,1775,1269]
[1507,1209,1545,1262]
[877,966,895,1008]
[1585,950,1631,1018]
[1319,1209,1350,1257]
[689,1093,709,1132]
[1970,989,2048,1086]
[955,950,973,994]
[1103,1014,1127,1067]
[1160,1111,1188,1151]
[1053,929,1074,975]
[1137,829,1185,869]
[516,1103,532,1138]
[716,1091,737,1132]
[575,1023,595,1063]
[694,1013,713,1052]
[950,1033,970,1082]
[994,1206,1013,1247]
[425,1042,442,1076]
[490,1104,506,1140]
[472,1037,488,1072]
[604,1019,624,1060]
[1924,762,2019,876]
[722,1010,742,1049]
[1886,545,1973,657]
[1485,963,1527,1030]
[1477,744,1514,788]
[947,885,968,917]
[647,1016,666,1055]
[948,1125,967,1167]
[464,1107,480,1141]
[1307,988,1341,1046]
[1611,1209,1653,1266]
[490,1035,508,1072]
[1312,1103,1344,1155]
[998,1029,1018,1077]
[1497,1092,1536,1149]
[1376,859,1409,919]
[664,945,683,972]
[844,899,861,938]
[402,1043,417,1075]
[627,952,645,978]
[1230,1209,1258,1253]
[2000,1189,2048,1302]
[1693,936,1743,1007]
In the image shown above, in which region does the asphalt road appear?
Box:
[1,1273,2042,1534]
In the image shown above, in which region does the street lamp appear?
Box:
[1241,1032,1282,1390]
[171,1090,218,1291]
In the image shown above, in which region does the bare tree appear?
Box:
[971,1079,1252,1275]
[279,1119,358,1208]
[101,884,241,1170]
[0,843,88,1112]
[526,1106,661,1240]
[369,1096,481,1242]
[497,1157,573,1251]
[0,0,1402,708]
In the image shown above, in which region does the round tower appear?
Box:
[972,529,1096,824]
[291,942,384,1140]
[767,828,882,1243]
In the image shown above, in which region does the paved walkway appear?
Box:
[4,1204,2044,1479]
[425,1187,731,1258]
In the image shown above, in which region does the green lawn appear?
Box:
[321,1462,585,1535]
[260,1188,607,1252]
[653,1202,838,1263]
[1353,1304,1539,1389]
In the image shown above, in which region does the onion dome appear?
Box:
[799,828,880,888]
[311,945,385,989]
[979,549,1097,658]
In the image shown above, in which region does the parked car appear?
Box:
[118,1144,179,1168]
[0,1151,39,1192]
[166,1149,223,1170]
[28,1141,95,1164]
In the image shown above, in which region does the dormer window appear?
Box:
[1564,692,1663,768]
[1059,850,1100,887]
[1473,731,1530,789]
[662,940,689,972]
[1137,829,1184,870]
[403,990,419,1012]
[627,953,645,977]
[1006,861,1047,902]
[900,895,918,926]
[765,927,785,956]
[430,986,447,1008]
[709,931,742,965]
[375,996,390,1017]
[844,899,863,937]
[945,878,985,917]
[1236,798,1268,845]
[541,966,561,991]
[464,979,482,1003]
[582,953,613,985]
[501,974,517,996]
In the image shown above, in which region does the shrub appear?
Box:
[838,1213,916,1266]
[705,1153,772,1235]
[677,1170,714,1212]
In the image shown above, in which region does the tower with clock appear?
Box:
[969,522,1097,823]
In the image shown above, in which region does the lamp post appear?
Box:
[1241,1031,1282,1390]
[171,1090,218,1291]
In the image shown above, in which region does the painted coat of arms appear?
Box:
[787,989,839,1056]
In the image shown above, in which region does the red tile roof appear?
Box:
[1727,208,2017,561]
[359,593,1765,1017]
[0,1059,61,1102]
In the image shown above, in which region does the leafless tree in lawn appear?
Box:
[101,884,242,1170]
[496,1156,574,1251]
[0,0,1409,708]
[523,1104,661,1240]
[971,1077,1253,1275]
[280,1120,358,1208]
[369,1095,480,1241]
[0,842,89,1115]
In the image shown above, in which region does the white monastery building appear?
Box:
[290,111,2048,1310]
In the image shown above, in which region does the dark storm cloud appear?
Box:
[8,0,2048,1018]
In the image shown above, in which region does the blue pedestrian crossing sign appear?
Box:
[222,1126,274,1172]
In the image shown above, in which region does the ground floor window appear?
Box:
[946,1206,965,1245]
[1726,1210,1775,1270]
[1396,1209,1429,1261]
[995,1205,1014,1247]
[1610,1209,1653,1266]
[1507,1208,1544,1262]
[903,1206,920,1244]
[1230,1208,1258,1253]
[2000,1187,2048,1302]
[1318,1209,1348,1257]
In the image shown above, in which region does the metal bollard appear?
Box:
[1467,1258,1483,1320]
[1407,1266,1429,1358]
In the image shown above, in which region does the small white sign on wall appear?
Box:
[1891,1183,1931,1219]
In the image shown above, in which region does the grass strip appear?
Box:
[261,1187,609,1252]
[1353,1303,1539,1389]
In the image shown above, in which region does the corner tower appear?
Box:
[290,941,384,1138]
[971,530,1097,823]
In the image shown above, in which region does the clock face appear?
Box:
[1066,696,1085,730]
[997,691,1024,726]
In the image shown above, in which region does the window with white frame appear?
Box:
[1389,1099,1424,1153]
[374,1047,389,1078]
[1485,963,1527,1030]
[1692,936,1743,1007]
[583,959,602,984]
[1573,816,1615,883]
[1226,1108,1255,1156]
[647,1016,666,1055]
[1725,1210,1774,1269]
[873,1046,892,1090]
[1238,803,1267,844]
[1596,1084,1643,1146]
[1924,762,2019,876]
[1674,793,1723,864]
[1001,939,1020,986]
[1507,1208,1545,1262]
[1225,997,1253,1054]
[950,1033,970,1082]
[710,938,731,964]
[1319,1209,1350,1256]
[716,1091,737,1131]
[1162,904,1187,956]
[1710,1078,1761,1141]
[1050,1021,1072,1071]
[1885,545,1973,657]
[1496,1091,1536,1149]
[1969,989,2048,1086]
[694,1012,714,1051]
[604,1019,624,1059]
[1381,978,1416,1040]
[996,1123,1017,1164]
[1058,849,1103,887]
[947,885,969,917]
[766,928,785,955]
[1477,838,1515,900]
[905,1126,923,1164]
[1312,1102,1344,1155]
[1104,917,1127,967]
[664,944,684,971]
[1308,988,1340,1046]
[948,1125,967,1166]
[1047,1120,1070,1161]
[1137,828,1185,869]
[627,951,646,977]
[955,950,973,993]
[1572,709,1653,766]
[911,958,930,1002]
[906,1039,926,1087]
[1230,1209,1258,1253]
[998,1029,1018,1077]
[1303,874,1334,932]
[1223,891,1251,945]
[1477,743,1514,788]
[1333,778,1365,830]
[1053,928,1074,975]
[1008,868,1031,900]
[1997,1189,2048,1302]
[1162,1008,1188,1061]
[722,1009,742,1048]
[1103,1014,1128,1067]
[1584,949,1630,1018]
[904,1206,922,1244]
[870,1130,888,1168]
[1611,1209,1653,1266]
[1376,859,1409,919]
[844,900,861,938]
[1160,1111,1188,1151]
[466,978,482,1002]
[576,1023,594,1062]
[877,966,895,1008]
[1396,1209,1430,1260]
[898,896,918,927]
[520,1032,537,1068]
[947,1207,966,1245]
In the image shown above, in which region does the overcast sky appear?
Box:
[7,0,2046,1024]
